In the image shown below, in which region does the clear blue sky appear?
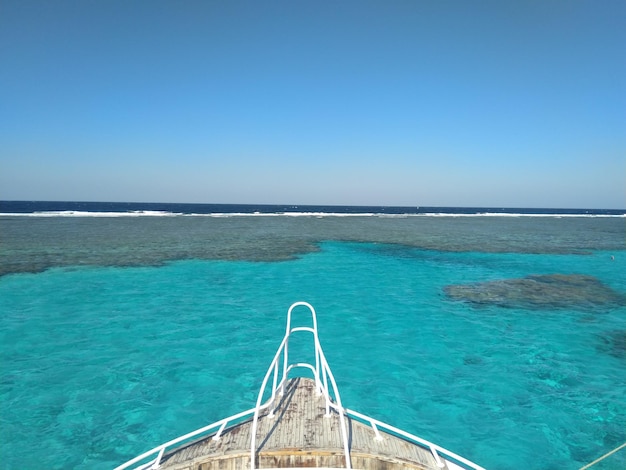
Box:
[1,0,624,208]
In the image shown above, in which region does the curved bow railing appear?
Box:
[249,301,352,469]
[114,302,485,470]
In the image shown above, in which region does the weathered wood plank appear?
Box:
[159,378,444,470]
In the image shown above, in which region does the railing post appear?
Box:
[212,421,227,441]
[371,422,383,441]
[151,447,165,469]
[430,446,445,468]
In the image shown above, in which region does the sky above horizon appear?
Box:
[1,1,624,208]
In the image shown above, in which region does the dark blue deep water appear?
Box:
[1,200,624,216]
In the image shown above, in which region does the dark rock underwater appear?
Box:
[444,274,626,310]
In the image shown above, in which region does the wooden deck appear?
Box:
[158,378,449,470]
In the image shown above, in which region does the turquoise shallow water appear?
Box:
[1,237,625,469]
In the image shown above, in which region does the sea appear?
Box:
[1,201,625,470]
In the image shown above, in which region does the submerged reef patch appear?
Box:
[596,330,626,359]
[444,274,626,310]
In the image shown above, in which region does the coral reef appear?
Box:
[444,274,626,310]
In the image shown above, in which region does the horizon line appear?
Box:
[1,200,624,212]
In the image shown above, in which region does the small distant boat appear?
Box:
[115,302,485,470]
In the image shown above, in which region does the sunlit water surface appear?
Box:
[1,216,625,470]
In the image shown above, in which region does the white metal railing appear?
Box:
[113,406,258,470]
[114,302,485,470]
[250,301,352,469]
[344,409,486,470]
